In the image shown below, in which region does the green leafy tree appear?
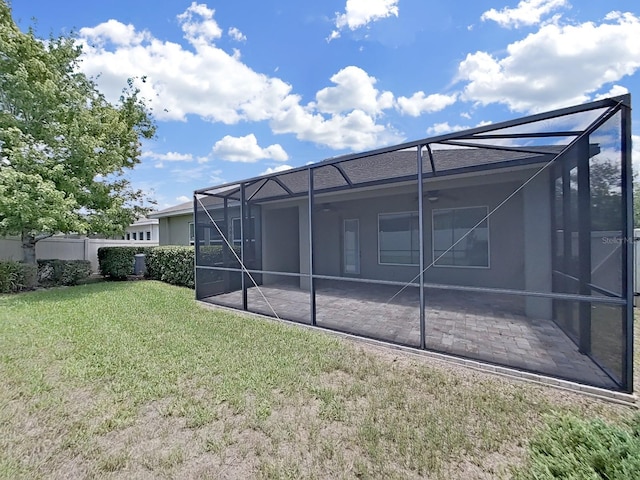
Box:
[0,1,155,263]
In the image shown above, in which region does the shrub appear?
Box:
[146,246,194,288]
[199,245,241,267]
[37,259,92,287]
[514,413,640,479]
[98,246,153,279]
[0,261,38,293]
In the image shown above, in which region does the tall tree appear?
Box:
[0,1,155,263]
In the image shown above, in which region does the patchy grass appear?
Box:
[0,281,636,479]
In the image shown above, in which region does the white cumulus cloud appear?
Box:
[177,2,222,44]
[80,19,149,46]
[481,0,568,29]
[270,101,402,151]
[397,92,458,117]
[329,0,399,40]
[77,4,402,152]
[315,66,394,116]
[142,151,194,162]
[228,27,246,42]
[212,134,289,163]
[457,11,640,112]
[260,164,294,175]
[426,122,470,136]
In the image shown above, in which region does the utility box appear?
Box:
[134,253,146,276]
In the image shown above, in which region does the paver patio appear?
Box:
[202,281,617,389]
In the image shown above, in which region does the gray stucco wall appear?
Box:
[258,167,550,295]
[158,213,193,245]
[307,181,525,289]
[261,206,300,285]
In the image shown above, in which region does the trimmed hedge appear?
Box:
[199,244,241,267]
[146,246,194,288]
[0,261,38,293]
[37,259,92,287]
[98,246,154,279]
[98,244,241,288]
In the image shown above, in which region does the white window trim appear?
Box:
[343,218,360,275]
[377,211,420,267]
[188,221,195,245]
[431,205,490,269]
[231,216,256,245]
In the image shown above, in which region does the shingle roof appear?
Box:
[156,146,565,217]
[148,200,193,218]
[201,146,561,204]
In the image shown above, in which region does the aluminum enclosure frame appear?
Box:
[194,95,633,393]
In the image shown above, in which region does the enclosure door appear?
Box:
[344,219,360,275]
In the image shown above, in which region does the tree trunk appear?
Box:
[21,232,37,265]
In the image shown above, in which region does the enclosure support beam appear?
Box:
[192,195,198,299]
[223,198,229,292]
[417,146,426,350]
[308,169,316,326]
[561,161,572,333]
[240,184,247,311]
[426,144,436,175]
[577,138,591,355]
[621,103,634,393]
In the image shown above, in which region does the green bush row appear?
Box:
[37,259,92,287]
[97,245,242,288]
[0,259,94,293]
[97,246,154,279]
[146,246,195,288]
[0,261,38,293]
[515,413,640,479]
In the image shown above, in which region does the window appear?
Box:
[188,222,195,245]
[378,212,419,265]
[146,231,151,241]
[344,219,360,274]
[139,231,145,241]
[231,217,256,246]
[432,206,489,267]
[132,232,137,240]
[126,233,130,241]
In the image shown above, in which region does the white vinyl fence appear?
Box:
[0,237,158,272]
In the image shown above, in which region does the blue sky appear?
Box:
[11,0,640,210]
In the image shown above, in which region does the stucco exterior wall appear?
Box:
[256,166,550,294]
[261,206,300,285]
[306,180,525,289]
[158,213,193,245]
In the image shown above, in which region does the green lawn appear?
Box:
[0,281,635,479]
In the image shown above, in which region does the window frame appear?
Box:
[231,217,256,246]
[377,211,420,266]
[431,205,490,269]
[343,218,360,275]
[188,222,195,245]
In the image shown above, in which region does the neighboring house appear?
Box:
[148,201,194,245]
[191,95,634,394]
[123,217,159,242]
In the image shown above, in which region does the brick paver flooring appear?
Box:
[205,281,617,389]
